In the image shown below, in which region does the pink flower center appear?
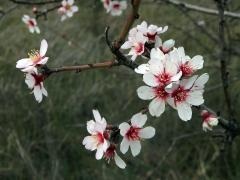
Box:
[32,73,44,86]
[154,86,169,100]
[105,0,110,5]
[146,32,157,41]
[180,63,193,76]
[126,126,141,141]
[156,72,171,85]
[104,144,116,161]
[134,42,144,54]
[201,112,214,123]
[28,20,35,27]
[172,86,188,104]
[97,132,104,144]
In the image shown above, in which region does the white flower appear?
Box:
[155,39,175,54]
[16,39,48,72]
[121,28,148,61]
[143,48,182,86]
[58,0,78,21]
[101,0,111,11]
[22,15,40,34]
[169,47,204,77]
[104,144,126,169]
[108,0,127,16]
[201,110,218,131]
[137,21,168,43]
[25,67,48,103]
[119,112,155,157]
[165,73,209,121]
[82,110,109,160]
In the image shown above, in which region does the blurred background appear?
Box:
[0,0,240,179]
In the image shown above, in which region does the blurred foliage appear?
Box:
[0,0,240,179]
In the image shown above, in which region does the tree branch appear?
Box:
[159,0,240,19]
[8,0,62,5]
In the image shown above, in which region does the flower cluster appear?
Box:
[121,21,170,61]
[16,39,49,103]
[22,0,78,34]
[121,21,208,121]
[83,110,155,168]
[101,0,127,16]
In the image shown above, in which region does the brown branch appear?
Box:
[42,60,119,77]
[35,4,61,20]
[158,0,240,19]
[114,0,141,49]
[9,0,62,5]
[216,0,234,120]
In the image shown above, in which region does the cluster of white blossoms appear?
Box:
[16,39,49,103]
[120,21,211,121]
[22,0,78,34]
[82,110,155,169]
[101,0,127,16]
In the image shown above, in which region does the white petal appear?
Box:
[177,102,192,121]
[163,39,175,49]
[40,39,48,57]
[135,64,149,74]
[87,120,95,134]
[41,85,48,96]
[35,26,40,34]
[25,74,35,88]
[114,153,126,169]
[171,71,182,82]
[149,60,164,76]
[165,60,177,75]
[130,141,141,157]
[72,6,78,12]
[131,112,147,128]
[16,58,32,69]
[33,86,43,103]
[143,73,158,87]
[190,55,204,70]
[95,146,104,160]
[137,86,155,100]
[119,122,130,136]
[186,91,204,106]
[37,57,49,65]
[139,127,155,139]
[120,137,130,154]
[150,48,165,61]
[193,73,209,90]
[92,109,101,122]
[181,75,198,89]
[149,98,165,117]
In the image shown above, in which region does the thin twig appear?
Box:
[9,0,62,5]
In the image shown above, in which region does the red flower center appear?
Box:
[180,63,193,76]
[146,32,157,41]
[113,3,120,9]
[104,144,116,160]
[126,126,141,141]
[154,86,169,100]
[32,73,44,86]
[28,20,35,27]
[172,86,188,104]
[159,47,170,54]
[156,72,171,85]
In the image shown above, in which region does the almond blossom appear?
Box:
[169,47,204,77]
[25,67,48,103]
[165,73,209,121]
[108,0,127,16]
[121,28,148,61]
[104,144,126,169]
[82,110,109,160]
[101,0,111,11]
[58,0,78,21]
[201,110,218,131]
[22,15,40,34]
[119,112,155,157]
[16,39,48,72]
[137,21,168,43]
